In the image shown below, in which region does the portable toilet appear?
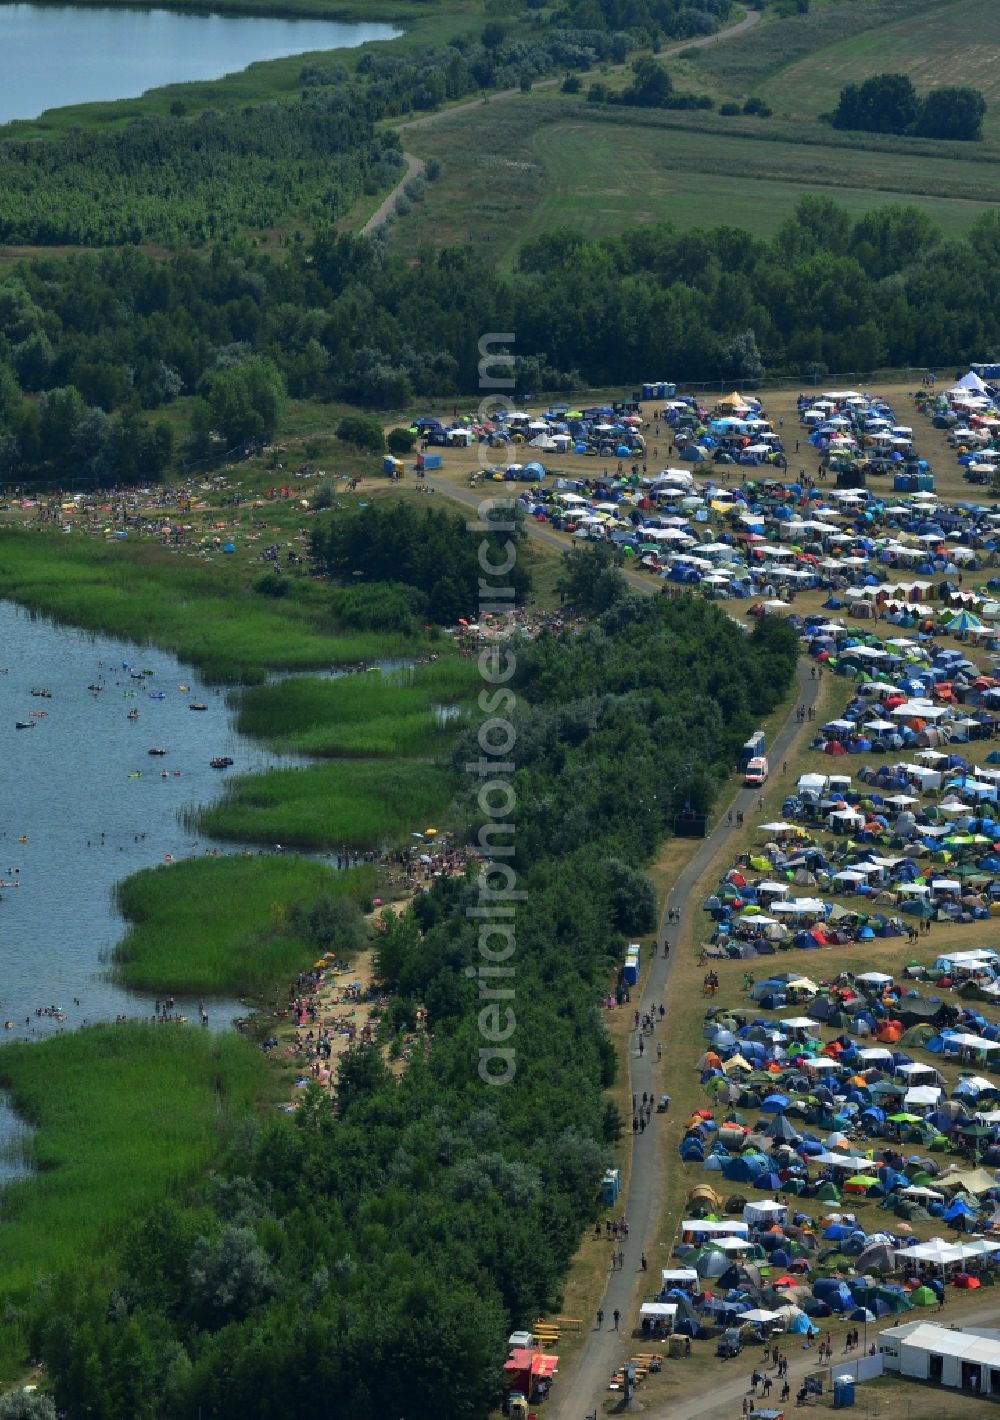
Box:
[383,455,400,476]
[601,1168,621,1205]
[833,1376,855,1408]
[642,383,655,401]
[623,947,640,986]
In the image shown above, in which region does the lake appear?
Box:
[0,598,309,1039]
[0,4,400,124]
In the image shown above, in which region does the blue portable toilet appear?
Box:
[624,945,640,986]
[601,1168,621,1205]
[833,1376,855,1408]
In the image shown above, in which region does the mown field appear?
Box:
[397,95,1000,263]
[692,0,950,97]
[759,0,1000,141]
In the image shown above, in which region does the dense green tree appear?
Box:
[914,85,986,141]
[832,72,919,134]
[336,415,385,452]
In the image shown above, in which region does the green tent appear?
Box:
[910,1286,937,1307]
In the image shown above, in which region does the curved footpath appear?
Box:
[397,8,762,135]
[550,657,822,1419]
[359,7,761,228]
[361,152,426,235]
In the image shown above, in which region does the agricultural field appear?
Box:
[692,0,950,97]
[397,95,1000,264]
[758,0,1000,142]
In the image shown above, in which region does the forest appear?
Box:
[1,197,1000,480]
[0,98,403,246]
[309,501,532,625]
[0,0,732,250]
[16,593,798,1419]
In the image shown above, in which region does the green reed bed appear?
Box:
[235,658,479,757]
[0,531,417,681]
[111,855,376,995]
[193,759,453,848]
[0,1024,269,1300]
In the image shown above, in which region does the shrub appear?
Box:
[562,72,582,93]
[743,96,772,117]
[719,101,740,115]
[387,427,416,454]
[425,157,442,180]
[336,415,384,453]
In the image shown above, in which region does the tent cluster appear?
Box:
[918,370,1000,488]
[657,1189,1000,1344]
[799,389,925,484]
[412,401,646,460]
[666,969,1000,1336]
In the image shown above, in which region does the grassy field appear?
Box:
[0,1024,269,1307]
[0,529,423,682]
[692,0,952,97]
[112,855,376,994]
[192,757,454,848]
[234,658,479,757]
[396,95,1000,262]
[761,0,1000,142]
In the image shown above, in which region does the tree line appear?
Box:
[309,501,532,625]
[830,73,987,142]
[4,196,1000,481]
[18,591,798,1420]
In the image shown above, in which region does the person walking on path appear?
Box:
[596,1309,603,1329]
[613,1309,621,1331]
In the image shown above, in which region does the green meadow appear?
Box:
[193,757,453,848]
[234,658,479,757]
[0,530,418,682]
[395,92,1000,264]
[112,855,376,994]
[0,1025,269,1311]
[757,0,1000,142]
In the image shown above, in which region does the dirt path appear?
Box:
[361,151,426,235]
[397,8,762,136]
[549,656,822,1419]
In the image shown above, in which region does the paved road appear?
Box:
[397,8,761,135]
[361,151,426,234]
[549,658,822,1419]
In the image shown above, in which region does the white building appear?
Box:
[880,1321,1000,1396]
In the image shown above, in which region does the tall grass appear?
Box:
[0,531,418,681]
[193,759,454,848]
[236,659,479,756]
[112,855,376,995]
[0,1024,270,1299]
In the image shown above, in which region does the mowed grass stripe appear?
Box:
[527,120,1000,239]
[400,97,1000,261]
[760,0,1000,141]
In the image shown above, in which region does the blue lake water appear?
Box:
[0,4,399,123]
[0,599,309,1039]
